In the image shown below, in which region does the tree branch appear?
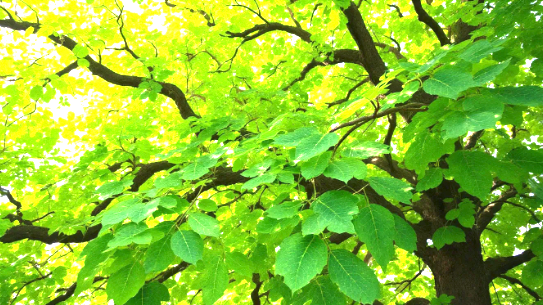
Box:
[282,49,364,90]
[328,77,370,107]
[341,1,386,84]
[498,274,541,300]
[45,277,106,305]
[411,0,451,46]
[224,22,311,43]
[330,103,426,132]
[476,187,518,232]
[0,18,197,119]
[484,250,536,281]
[0,224,101,244]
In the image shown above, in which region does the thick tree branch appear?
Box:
[411,0,451,46]
[0,18,197,119]
[484,250,536,281]
[498,274,541,300]
[224,22,311,43]
[476,187,518,231]
[0,224,101,244]
[341,1,386,84]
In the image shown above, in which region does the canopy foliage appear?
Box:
[1,0,543,304]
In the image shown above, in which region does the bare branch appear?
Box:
[411,0,451,46]
[330,103,426,132]
[45,277,106,305]
[283,49,364,90]
[328,77,370,107]
[224,22,311,43]
[388,4,404,18]
[286,7,301,28]
[498,274,541,301]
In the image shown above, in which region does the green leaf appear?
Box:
[143,236,176,273]
[275,127,320,146]
[201,255,229,305]
[393,214,417,253]
[441,95,504,139]
[241,173,277,190]
[76,234,113,295]
[256,216,300,234]
[447,151,495,200]
[312,191,359,234]
[416,168,443,191]
[473,59,511,85]
[295,133,340,161]
[301,276,346,305]
[328,249,380,304]
[302,214,329,236]
[368,177,413,204]
[275,234,328,292]
[485,86,543,107]
[198,199,218,212]
[181,155,218,180]
[102,198,157,225]
[95,181,128,198]
[154,172,182,189]
[108,223,152,248]
[151,196,178,209]
[459,40,503,63]
[432,226,466,250]
[353,204,395,269]
[29,86,43,101]
[506,147,543,175]
[125,282,170,305]
[170,230,204,264]
[277,172,295,184]
[225,251,254,278]
[531,238,543,258]
[266,201,302,219]
[405,129,454,174]
[423,67,475,99]
[341,141,391,159]
[522,260,543,287]
[73,44,89,58]
[301,151,332,179]
[106,262,146,305]
[323,158,367,183]
[77,58,90,68]
[456,200,476,228]
[188,213,220,237]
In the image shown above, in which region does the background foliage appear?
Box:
[0,0,542,304]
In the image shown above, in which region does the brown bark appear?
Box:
[423,230,491,305]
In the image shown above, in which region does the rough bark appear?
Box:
[423,230,492,305]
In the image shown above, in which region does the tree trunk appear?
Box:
[425,231,492,305]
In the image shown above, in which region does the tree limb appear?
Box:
[0,18,197,119]
[330,103,426,132]
[45,276,107,305]
[411,0,451,46]
[498,274,541,300]
[476,187,518,232]
[341,1,386,84]
[484,250,536,281]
